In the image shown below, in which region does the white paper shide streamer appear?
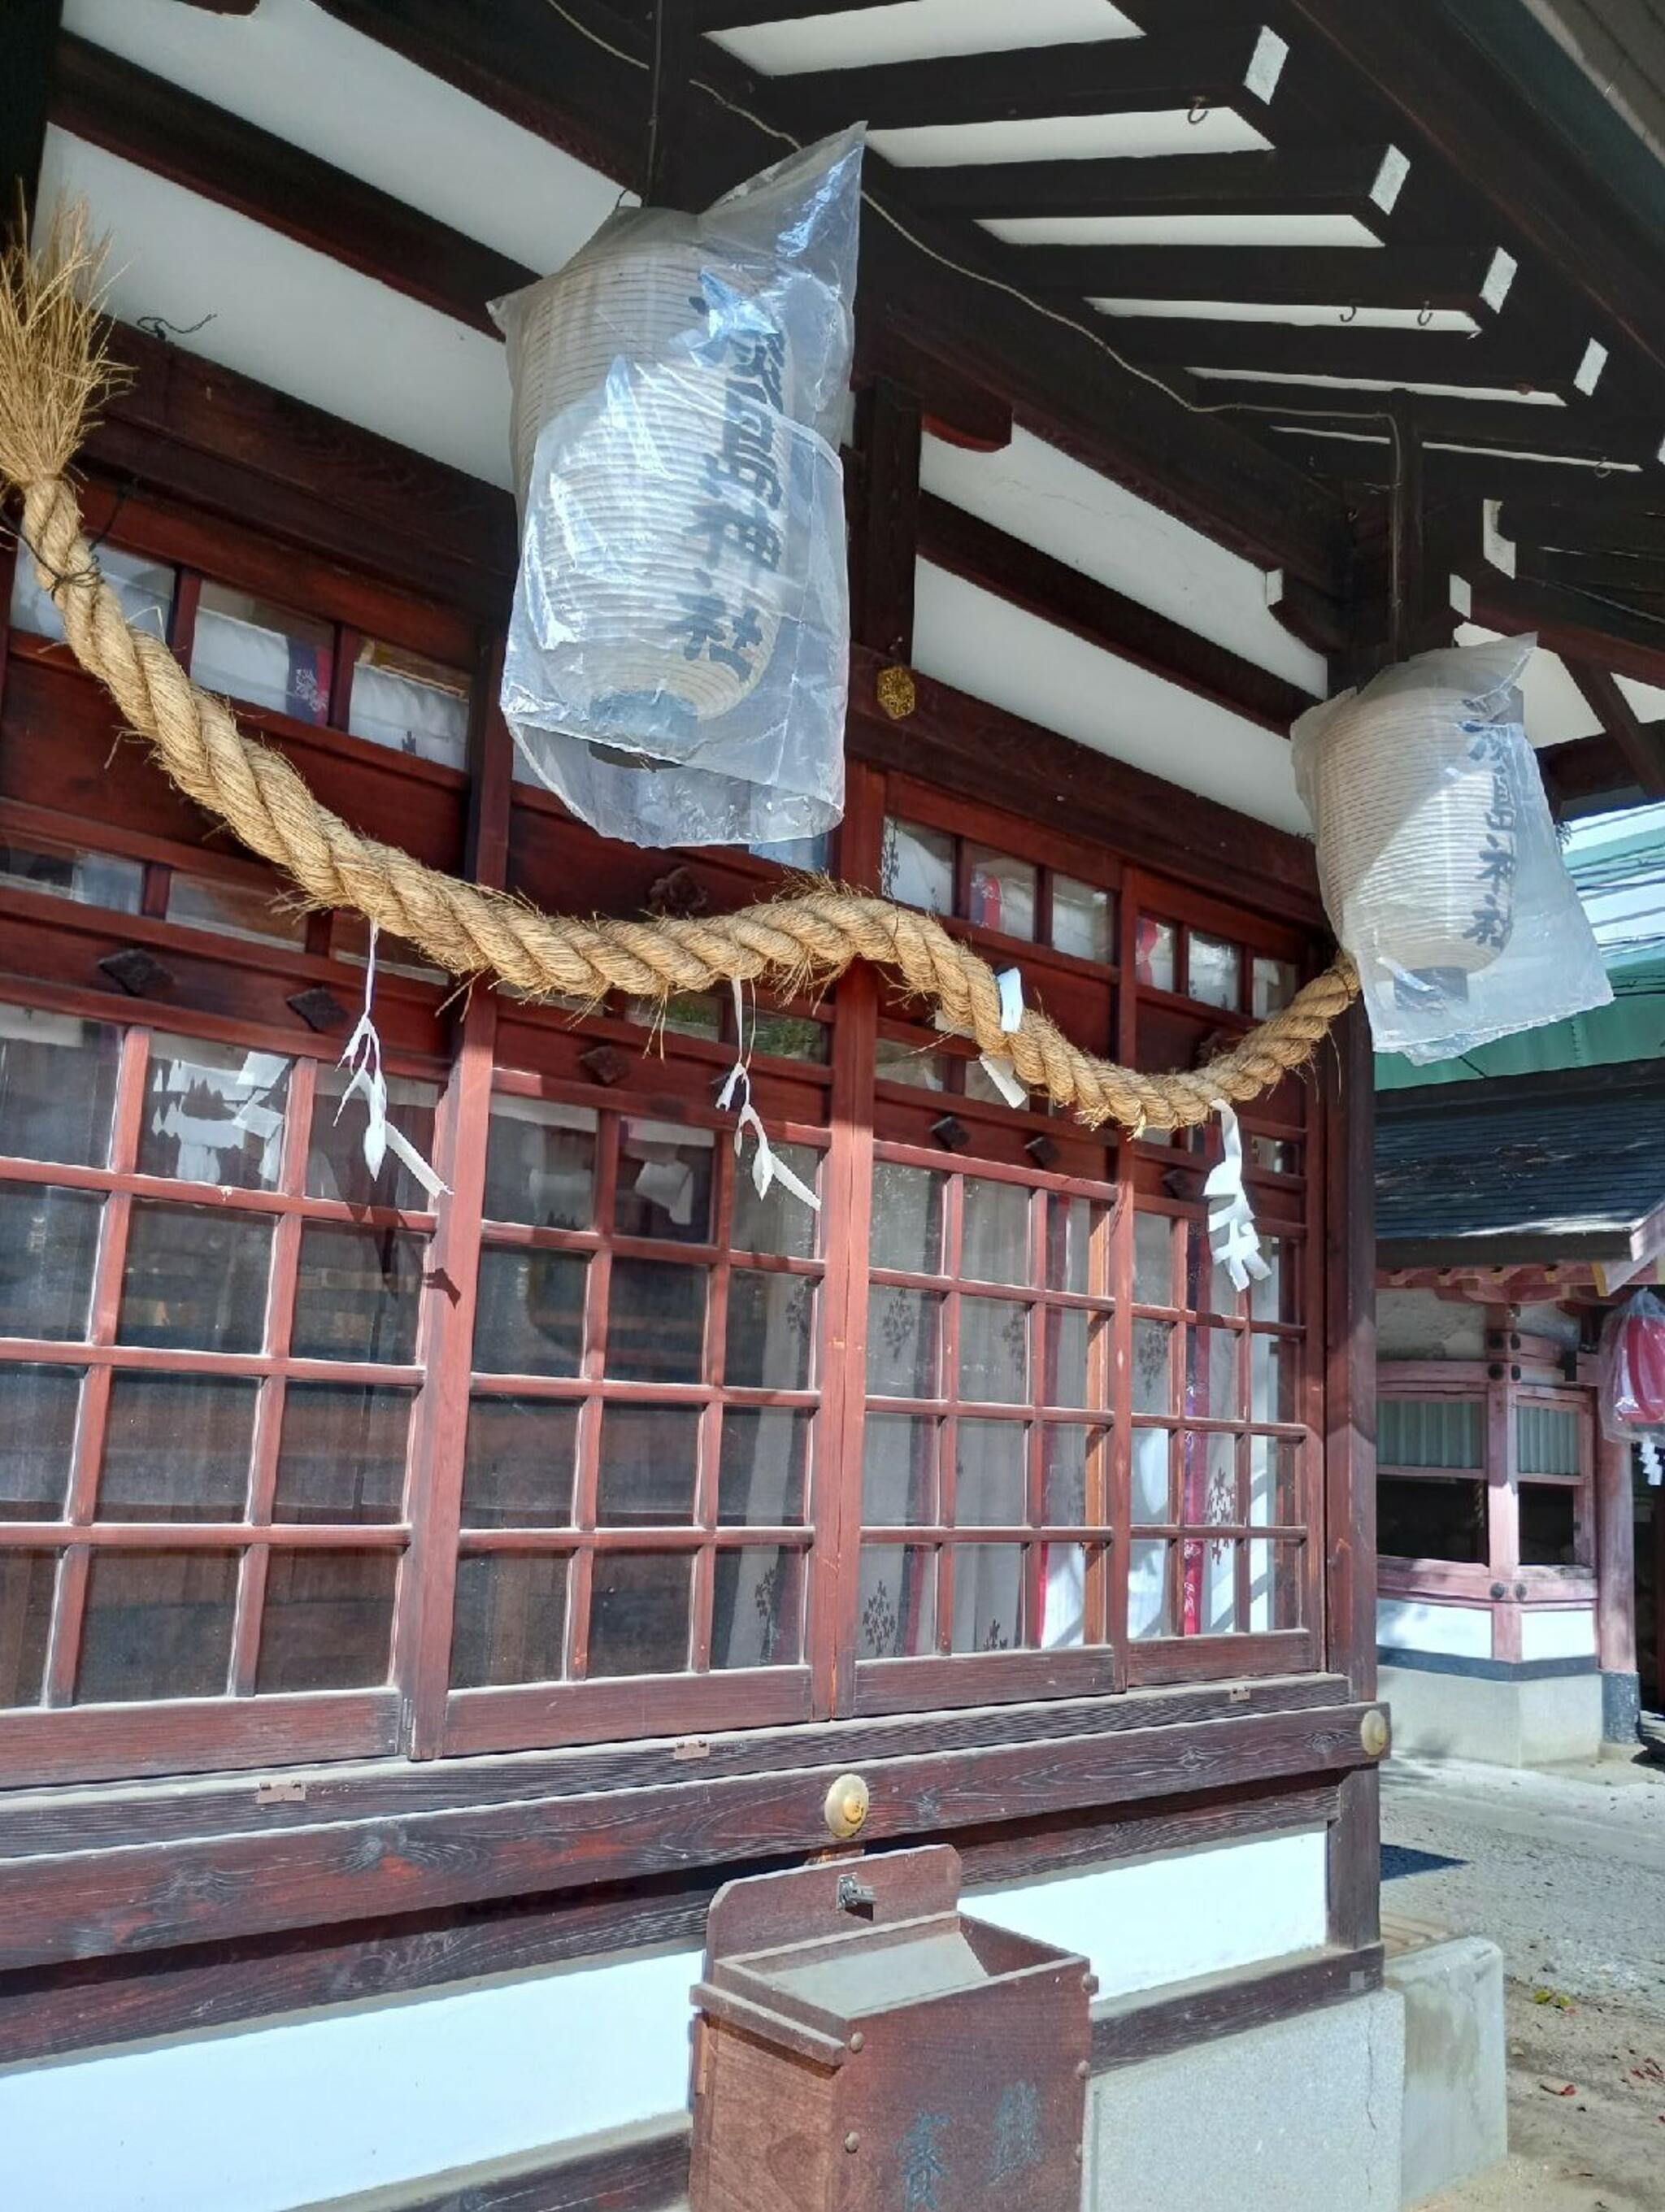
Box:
[337,924,450,1201]
[717,980,820,1216]
[1204,1098,1270,1294]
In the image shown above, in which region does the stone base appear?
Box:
[1385,1925,1506,2206]
[1602,1668,1642,1745]
[1379,1654,1602,1767]
[1084,1987,1404,2211]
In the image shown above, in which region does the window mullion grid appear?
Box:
[565,1111,619,1683]
[44,1021,152,1706]
[689,1132,735,1673]
[1105,1186,1132,1667]
[935,1172,964,1655]
[1023,1184,1046,1650]
[230,1052,315,1696]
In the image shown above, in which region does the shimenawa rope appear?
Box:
[0,209,1359,1135]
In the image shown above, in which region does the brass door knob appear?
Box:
[824,1772,871,1840]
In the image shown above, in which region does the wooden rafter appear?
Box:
[1467,569,1665,696]
[1108,319,1596,397]
[1012,242,1506,312]
[900,144,1407,225]
[1567,662,1665,800]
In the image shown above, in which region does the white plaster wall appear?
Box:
[1377,1290,1488,1362]
[0,1832,1328,2211]
[1377,1597,1494,1659]
[37,131,513,487]
[922,428,1326,694]
[1519,1606,1598,1661]
[911,564,1311,832]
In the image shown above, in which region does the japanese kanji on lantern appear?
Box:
[1292,636,1610,1063]
[491,126,863,850]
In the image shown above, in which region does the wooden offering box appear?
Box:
[689,1845,1092,2211]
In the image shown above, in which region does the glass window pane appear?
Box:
[586,1553,690,1677]
[880,818,954,914]
[450,1554,568,1687]
[1132,1428,1170,1522]
[750,1010,829,1063]
[256,1550,397,1692]
[859,1544,936,1657]
[966,849,1036,939]
[473,1249,586,1378]
[711,1546,803,1668]
[480,1097,597,1231]
[1185,1536,1238,1635]
[863,1413,937,1525]
[725,1269,814,1391]
[276,1384,411,1523]
[1250,1238,1298,1325]
[718,1410,808,1525]
[1251,1136,1298,1176]
[0,1006,120,1167]
[292,1225,423,1364]
[1128,1537,1171,1639]
[350,637,470,768]
[0,1364,80,1519]
[1042,1425,1094,1523]
[732,1144,820,1258]
[166,874,307,951]
[119,1203,272,1354]
[191,581,334,724]
[607,1258,706,1383]
[952,1545,1025,1653]
[76,1549,237,1703]
[0,840,142,915]
[1520,1483,1579,1567]
[139,1035,289,1191]
[311,1066,442,1214]
[0,1552,57,1704]
[1046,1196,1093,1295]
[867,1286,943,1398]
[1046,1306,1108,1411]
[1249,1434,1301,1526]
[1133,1213,1175,1306]
[1377,1397,1483,1471]
[615,1122,713,1244]
[1186,1328,1240,1420]
[623,992,723,1043]
[1041,1542,1088,1649]
[959,1296,1028,1404]
[1378,1475,1486,1564]
[1186,1223,1239,1318]
[1188,932,1241,1010]
[98,1373,256,1523]
[12,541,172,645]
[955,1419,1026,1524]
[1184,1432,1238,1527]
[874,1037,952,1091]
[459,1397,576,1528]
[1250,1335,1296,1425]
[1252,958,1298,1019]
[1135,918,1176,993]
[1051,877,1113,963]
[333,914,443,984]
[870,1162,944,1274]
[962,1178,1031,1287]
[1248,1540,1303,1632]
[1517,1404,1580,1476]
[1132,1319,1174,1415]
[0,1183,101,1341]
[597,1405,699,1524]
[963,1054,1026,1110]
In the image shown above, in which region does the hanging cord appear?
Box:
[642,0,668,205]
[0,209,1362,1136]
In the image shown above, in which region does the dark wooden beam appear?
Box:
[915,492,1311,734]
[783,21,1283,132]
[1466,569,1665,693]
[849,380,921,663]
[1567,662,1665,799]
[169,2,262,12]
[51,34,533,335]
[902,144,1405,224]
[1499,499,1665,560]
[1524,546,1665,602]
[1282,0,1665,385]
[1012,243,1508,313]
[1106,319,1596,398]
[1268,433,1662,510]
[0,0,59,224]
[1539,730,1645,818]
[1211,385,1654,467]
[312,0,1354,590]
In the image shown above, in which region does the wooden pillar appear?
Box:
[1387,393,1424,667]
[849,378,922,665]
[1594,1430,1637,1676]
[1485,1326,1521,1662]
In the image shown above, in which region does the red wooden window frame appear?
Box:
[0,504,1332,1786]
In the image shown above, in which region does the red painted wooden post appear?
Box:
[1594,1429,1637,1678]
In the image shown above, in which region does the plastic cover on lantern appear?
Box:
[1599,1289,1665,1439]
[491,126,863,850]
[1292,635,1611,1063]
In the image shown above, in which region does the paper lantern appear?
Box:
[493,127,863,850]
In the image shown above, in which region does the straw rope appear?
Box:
[0,208,1358,1134]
